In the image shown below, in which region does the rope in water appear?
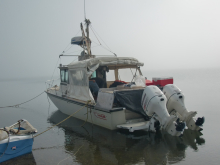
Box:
[34,100,91,138]
[0,129,10,159]
[0,87,91,160]
[0,101,91,161]
[33,100,91,164]
[57,144,84,165]
[0,91,45,109]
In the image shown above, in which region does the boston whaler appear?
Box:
[46,17,204,137]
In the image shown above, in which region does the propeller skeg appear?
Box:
[175,118,186,132]
[195,116,205,126]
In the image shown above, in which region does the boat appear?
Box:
[46,17,204,136]
[48,110,205,165]
[0,119,37,163]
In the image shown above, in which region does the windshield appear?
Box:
[106,68,141,82]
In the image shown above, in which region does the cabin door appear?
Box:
[60,69,69,96]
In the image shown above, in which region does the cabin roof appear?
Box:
[67,57,144,69]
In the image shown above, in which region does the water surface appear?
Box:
[0,68,219,165]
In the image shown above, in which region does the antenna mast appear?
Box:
[84,0,86,20]
[81,0,92,57]
[72,0,95,61]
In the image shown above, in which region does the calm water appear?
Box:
[0,68,220,165]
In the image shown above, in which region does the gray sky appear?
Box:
[0,0,220,79]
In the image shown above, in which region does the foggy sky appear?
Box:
[0,0,220,79]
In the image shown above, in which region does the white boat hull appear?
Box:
[47,92,127,130]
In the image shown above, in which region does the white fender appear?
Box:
[163,84,204,131]
[141,85,185,136]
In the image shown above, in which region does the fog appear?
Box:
[0,0,220,79]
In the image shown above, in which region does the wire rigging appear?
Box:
[90,39,115,55]
[63,43,71,52]
[49,57,60,87]
[62,30,80,54]
[90,25,114,53]
[90,26,118,55]
[130,68,138,83]
[64,45,73,53]
[90,26,101,45]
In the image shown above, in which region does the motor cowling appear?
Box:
[163,84,204,131]
[141,85,185,136]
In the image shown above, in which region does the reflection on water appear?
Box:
[48,110,205,165]
[1,69,215,164]
[1,152,36,165]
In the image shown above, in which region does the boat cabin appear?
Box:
[59,57,145,104]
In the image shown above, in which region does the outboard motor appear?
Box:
[163,84,204,131]
[141,86,185,136]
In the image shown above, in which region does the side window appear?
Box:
[61,70,65,82]
[60,69,69,83]
[65,71,69,83]
[91,71,96,78]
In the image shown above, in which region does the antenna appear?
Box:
[84,0,86,19]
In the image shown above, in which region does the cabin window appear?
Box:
[60,69,68,83]
[106,68,138,82]
[106,70,115,81]
[118,68,137,82]
[91,71,96,78]
[65,71,69,82]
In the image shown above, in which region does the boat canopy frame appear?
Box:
[59,57,144,103]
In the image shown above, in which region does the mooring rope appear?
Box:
[34,100,91,138]
[0,129,10,159]
[0,92,91,161]
[0,91,45,109]
[57,144,84,165]
[31,99,92,165]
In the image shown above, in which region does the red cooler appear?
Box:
[152,77,173,86]
[145,79,154,86]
